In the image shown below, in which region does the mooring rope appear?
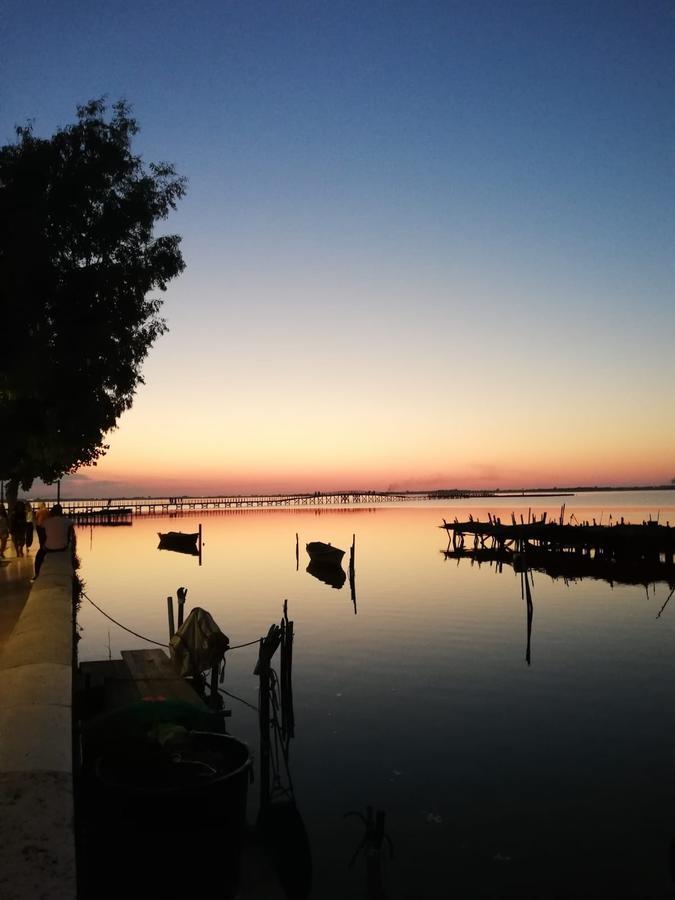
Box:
[81,591,170,647]
[215,685,259,712]
[81,590,263,653]
[227,638,261,650]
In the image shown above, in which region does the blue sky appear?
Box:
[3,1,674,494]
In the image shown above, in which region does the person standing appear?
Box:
[34,504,76,578]
[34,501,50,547]
[0,504,9,557]
[10,500,27,558]
[24,499,34,554]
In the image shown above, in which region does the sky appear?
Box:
[2,0,674,496]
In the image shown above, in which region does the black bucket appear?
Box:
[86,732,252,899]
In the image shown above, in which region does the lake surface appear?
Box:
[75,490,675,899]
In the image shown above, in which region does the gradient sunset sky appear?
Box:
[3,1,674,495]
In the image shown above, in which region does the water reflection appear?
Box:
[442,543,675,591]
[306,558,346,589]
[346,805,393,899]
[254,601,312,898]
[74,495,675,898]
[522,559,534,666]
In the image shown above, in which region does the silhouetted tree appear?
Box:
[0,99,186,506]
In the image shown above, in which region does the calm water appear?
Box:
[76,491,675,899]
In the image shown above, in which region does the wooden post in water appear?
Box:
[296,533,299,571]
[349,534,357,614]
[257,637,271,814]
[280,600,295,739]
[167,596,175,638]
[523,562,534,666]
[210,663,219,707]
[198,523,203,566]
[176,586,187,629]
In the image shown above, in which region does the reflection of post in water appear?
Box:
[656,585,675,619]
[255,601,311,898]
[346,805,393,899]
[518,541,534,666]
[349,533,357,614]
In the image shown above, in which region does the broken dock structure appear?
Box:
[440,513,675,583]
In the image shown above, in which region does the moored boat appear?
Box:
[306,541,345,565]
[157,531,200,555]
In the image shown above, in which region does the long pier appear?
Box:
[57,488,499,521]
[61,490,417,519]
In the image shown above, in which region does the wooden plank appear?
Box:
[80,659,127,687]
[121,649,208,708]
[79,659,138,713]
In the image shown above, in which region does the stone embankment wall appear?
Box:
[0,553,76,899]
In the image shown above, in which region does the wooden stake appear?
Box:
[167,596,175,638]
[177,586,187,628]
[258,637,270,813]
[210,664,219,707]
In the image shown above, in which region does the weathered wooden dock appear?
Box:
[441,515,675,581]
[66,505,133,525]
[76,649,244,900]
[79,648,220,716]
[76,613,303,900]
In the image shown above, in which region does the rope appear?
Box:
[82,591,170,647]
[215,685,259,712]
[81,591,263,653]
[80,590,274,715]
[268,667,295,798]
[227,638,261,651]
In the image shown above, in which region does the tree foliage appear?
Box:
[0,99,186,493]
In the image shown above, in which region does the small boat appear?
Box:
[305,542,345,565]
[157,531,200,556]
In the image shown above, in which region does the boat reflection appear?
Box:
[307,558,347,589]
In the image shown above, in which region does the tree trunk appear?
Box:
[5,478,19,519]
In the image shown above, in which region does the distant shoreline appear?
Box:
[492,484,675,495]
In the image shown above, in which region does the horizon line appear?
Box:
[18,483,675,501]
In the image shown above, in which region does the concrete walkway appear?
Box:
[0,549,34,654]
[0,551,76,900]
